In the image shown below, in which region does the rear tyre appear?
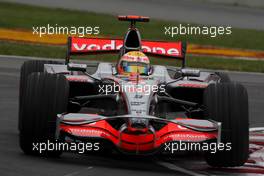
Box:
[19,60,62,131]
[203,83,249,167]
[19,73,69,156]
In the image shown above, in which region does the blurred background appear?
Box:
[0,0,264,72]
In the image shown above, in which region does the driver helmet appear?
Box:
[117,51,150,75]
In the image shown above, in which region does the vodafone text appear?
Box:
[73,40,180,57]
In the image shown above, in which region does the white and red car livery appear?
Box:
[19,15,249,168]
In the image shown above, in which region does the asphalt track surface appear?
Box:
[2,0,264,30]
[0,55,263,176]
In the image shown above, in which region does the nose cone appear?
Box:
[127,118,149,133]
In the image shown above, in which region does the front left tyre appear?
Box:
[203,83,249,167]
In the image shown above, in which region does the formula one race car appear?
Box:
[18,16,249,167]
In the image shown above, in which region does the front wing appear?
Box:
[56,113,220,154]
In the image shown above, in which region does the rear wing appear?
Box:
[66,37,187,67]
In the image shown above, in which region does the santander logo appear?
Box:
[71,38,182,57]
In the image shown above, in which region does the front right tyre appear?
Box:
[216,72,231,83]
[19,73,69,156]
[19,60,62,131]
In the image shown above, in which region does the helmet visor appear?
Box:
[121,61,149,75]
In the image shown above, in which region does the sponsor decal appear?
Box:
[131,101,145,106]
[65,75,92,82]
[69,128,110,137]
[131,109,146,114]
[134,94,143,99]
[70,37,183,58]
[163,133,209,141]
[122,51,149,63]
[178,83,208,88]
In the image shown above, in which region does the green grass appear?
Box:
[1,41,264,73]
[0,2,264,72]
[0,2,264,50]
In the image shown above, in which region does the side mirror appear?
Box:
[181,68,200,77]
[67,63,87,72]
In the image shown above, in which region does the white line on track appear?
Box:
[0,54,98,64]
[0,54,63,61]
[250,127,264,132]
[0,72,19,77]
